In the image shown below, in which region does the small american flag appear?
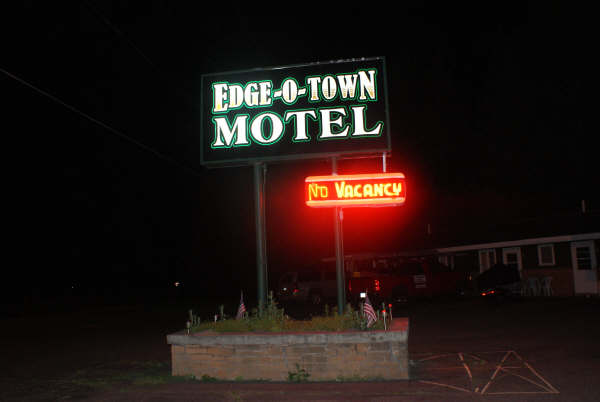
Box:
[236,291,246,320]
[363,292,377,328]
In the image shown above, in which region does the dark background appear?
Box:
[2,1,593,307]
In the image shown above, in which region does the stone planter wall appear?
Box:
[166,318,409,381]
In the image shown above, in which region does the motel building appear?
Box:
[416,208,599,297]
[200,58,598,300]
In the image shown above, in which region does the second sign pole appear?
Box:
[332,157,346,314]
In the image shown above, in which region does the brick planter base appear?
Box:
[166,318,409,381]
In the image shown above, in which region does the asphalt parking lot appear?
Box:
[1,296,599,401]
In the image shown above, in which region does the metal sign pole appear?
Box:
[332,157,346,314]
[253,162,268,312]
[262,164,268,302]
[334,207,346,314]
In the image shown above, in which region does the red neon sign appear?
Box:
[305,173,406,208]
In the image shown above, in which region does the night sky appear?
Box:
[3,1,593,302]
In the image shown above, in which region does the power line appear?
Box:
[1,67,201,177]
[82,0,197,109]
[82,0,159,70]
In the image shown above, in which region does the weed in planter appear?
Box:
[287,364,310,382]
[201,374,218,382]
[188,293,384,333]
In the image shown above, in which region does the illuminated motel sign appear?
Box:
[200,57,390,166]
[200,58,395,313]
[305,173,406,208]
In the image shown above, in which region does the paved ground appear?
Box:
[1,296,599,401]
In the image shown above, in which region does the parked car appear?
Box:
[476,263,521,299]
[277,269,337,304]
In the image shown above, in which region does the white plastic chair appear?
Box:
[541,276,553,296]
[519,279,528,296]
[527,277,541,296]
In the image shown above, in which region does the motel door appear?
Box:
[570,241,598,294]
[502,247,523,278]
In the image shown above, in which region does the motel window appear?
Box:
[574,246,593,270]
[537,244,556,266]
[478,249,496,272]
[437,255,454,270]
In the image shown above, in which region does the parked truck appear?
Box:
[347,256,468,307]
[277,269,337,305]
